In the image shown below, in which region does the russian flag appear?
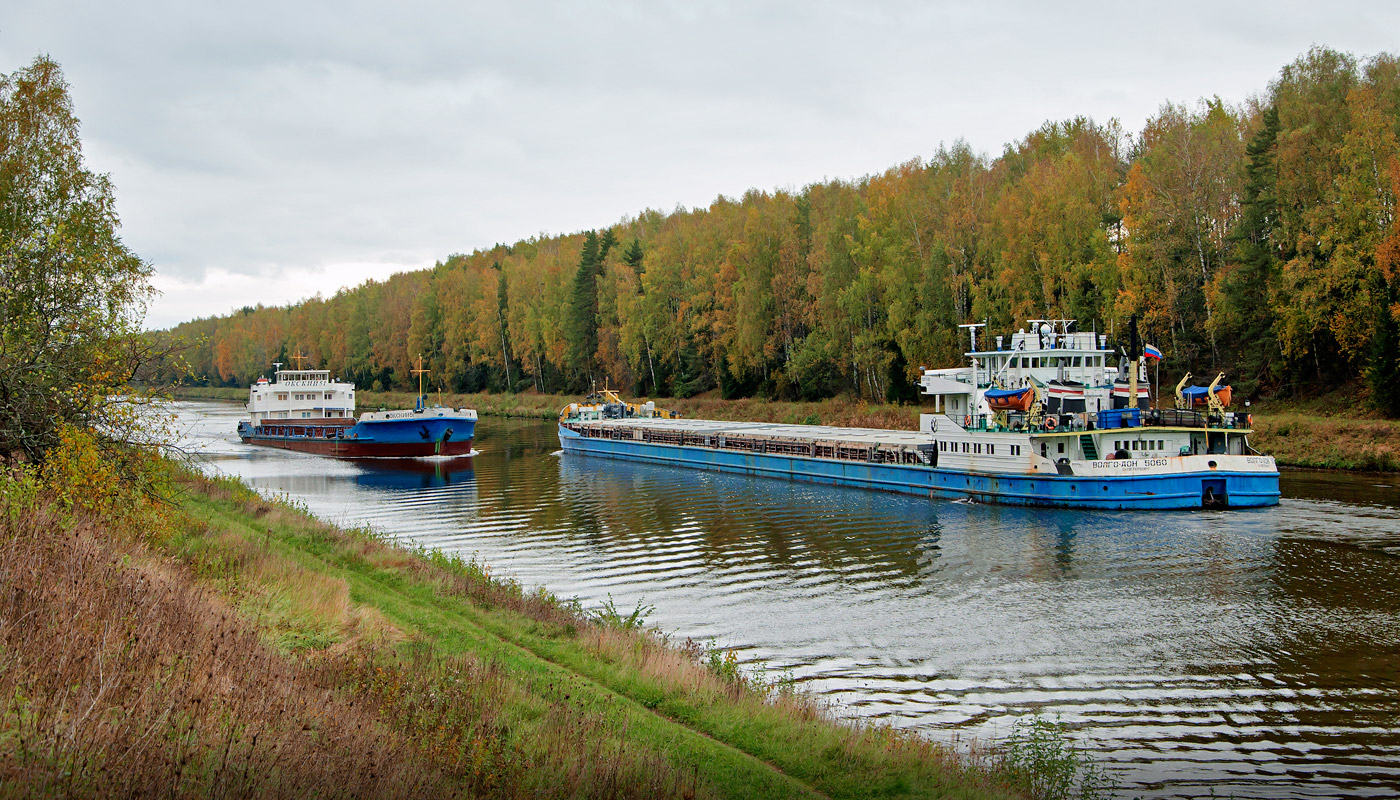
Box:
[1143,343,1163,360]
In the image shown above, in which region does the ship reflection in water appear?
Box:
[349,456,476,491]
[176,401,1400,800]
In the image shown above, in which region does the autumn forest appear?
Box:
[159,47,1400,413]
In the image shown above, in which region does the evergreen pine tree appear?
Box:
[623,237,644,275]
[565,231,603,390]
[597,228,618,263]
[1217,105,1284,391]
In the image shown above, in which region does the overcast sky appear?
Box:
[4,1,1397,330]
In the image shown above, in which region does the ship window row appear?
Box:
[936,441,1000,455]
[1001,355,1103,369]
[1114,439,1165,452]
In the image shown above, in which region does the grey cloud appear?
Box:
[3,0,1398,328]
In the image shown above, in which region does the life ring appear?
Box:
[1246,413,1253,426]
[1043,416,1058,431]
[964,415,972,427]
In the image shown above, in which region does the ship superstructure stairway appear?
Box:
[1080,434,1099,460]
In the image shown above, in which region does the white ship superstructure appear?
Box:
[246,365,355,426]
[918,320,1136,423]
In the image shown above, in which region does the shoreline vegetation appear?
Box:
[0,433,1115,799]
[173,385,1400,473]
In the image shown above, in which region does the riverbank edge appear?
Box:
[174,385,1400,472]
[0,450,1043,799]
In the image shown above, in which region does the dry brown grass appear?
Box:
[1252,413,1400,471]
[0,504,447,798]
[0,473,705,799]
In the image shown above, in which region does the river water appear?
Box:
[177,401,1400,799]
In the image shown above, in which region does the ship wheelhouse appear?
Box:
[246,368,356,427]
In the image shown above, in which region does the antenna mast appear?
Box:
[411,355,431,411]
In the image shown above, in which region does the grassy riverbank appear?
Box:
[175,384,1398,472]
[1248,413,1400,472]
[1,432,1099,798]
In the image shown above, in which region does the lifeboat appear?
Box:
[1180,384,1233,408]
[984,385,1035,412]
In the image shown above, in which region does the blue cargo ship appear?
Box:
[558,320,1280,510]
[236,363,476,458]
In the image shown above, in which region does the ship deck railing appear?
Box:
[971,408,1252,434]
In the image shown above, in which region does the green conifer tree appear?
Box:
[622,237,644,275]
[1214,105,1284,392]
[565,231,602,390]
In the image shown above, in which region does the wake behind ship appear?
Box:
[236,365,476,458]
[558,319,1280,510]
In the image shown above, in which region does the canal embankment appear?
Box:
[174,385,1400,472]
[1,429,1079,799]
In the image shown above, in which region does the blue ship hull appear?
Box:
[351,416,476,449]
[558,425,1280,510]
[238,415,475,457]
